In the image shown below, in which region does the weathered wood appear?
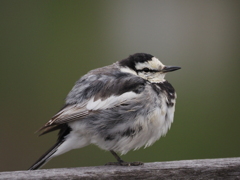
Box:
[1,157,240,180]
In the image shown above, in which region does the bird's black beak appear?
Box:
[162,66,181,73]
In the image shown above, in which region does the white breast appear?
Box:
[94,94,176,155]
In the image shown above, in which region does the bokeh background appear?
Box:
[1,0,240,172]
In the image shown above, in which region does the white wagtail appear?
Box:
[29,53,181,170]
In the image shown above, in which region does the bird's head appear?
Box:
[119,53,181,83]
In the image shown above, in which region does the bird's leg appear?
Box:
[105,150,143,166]
[110,150,124,164]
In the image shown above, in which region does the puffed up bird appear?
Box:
[29,53,181,170]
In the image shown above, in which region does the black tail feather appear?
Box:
[28,140,64,170]
[29,124,72,170]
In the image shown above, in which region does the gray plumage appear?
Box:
[29,53,180,170]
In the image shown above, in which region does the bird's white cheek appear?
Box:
[146,73,165,83]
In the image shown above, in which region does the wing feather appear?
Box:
[37,69,146,135]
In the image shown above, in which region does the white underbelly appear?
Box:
[92,101,176,155]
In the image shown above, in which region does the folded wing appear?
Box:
[37,69,146,136]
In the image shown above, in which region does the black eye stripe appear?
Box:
[142,68,150,72]
[137,68,158,73]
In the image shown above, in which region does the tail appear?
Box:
[28,124,72,170]
[28,140,65,170]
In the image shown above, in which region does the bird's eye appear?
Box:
[142,68,150,72]
[136,68,158,73]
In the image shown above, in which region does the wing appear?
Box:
[37,68,147,135]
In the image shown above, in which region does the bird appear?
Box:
[28,53,181,170]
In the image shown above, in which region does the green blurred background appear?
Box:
[1,0,240,172]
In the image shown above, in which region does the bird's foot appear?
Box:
[105,161,143,166]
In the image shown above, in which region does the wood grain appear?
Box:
[1,157,240,180]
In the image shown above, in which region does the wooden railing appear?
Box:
[0,157,240,179]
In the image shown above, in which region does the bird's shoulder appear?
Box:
[66,64,147,104]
